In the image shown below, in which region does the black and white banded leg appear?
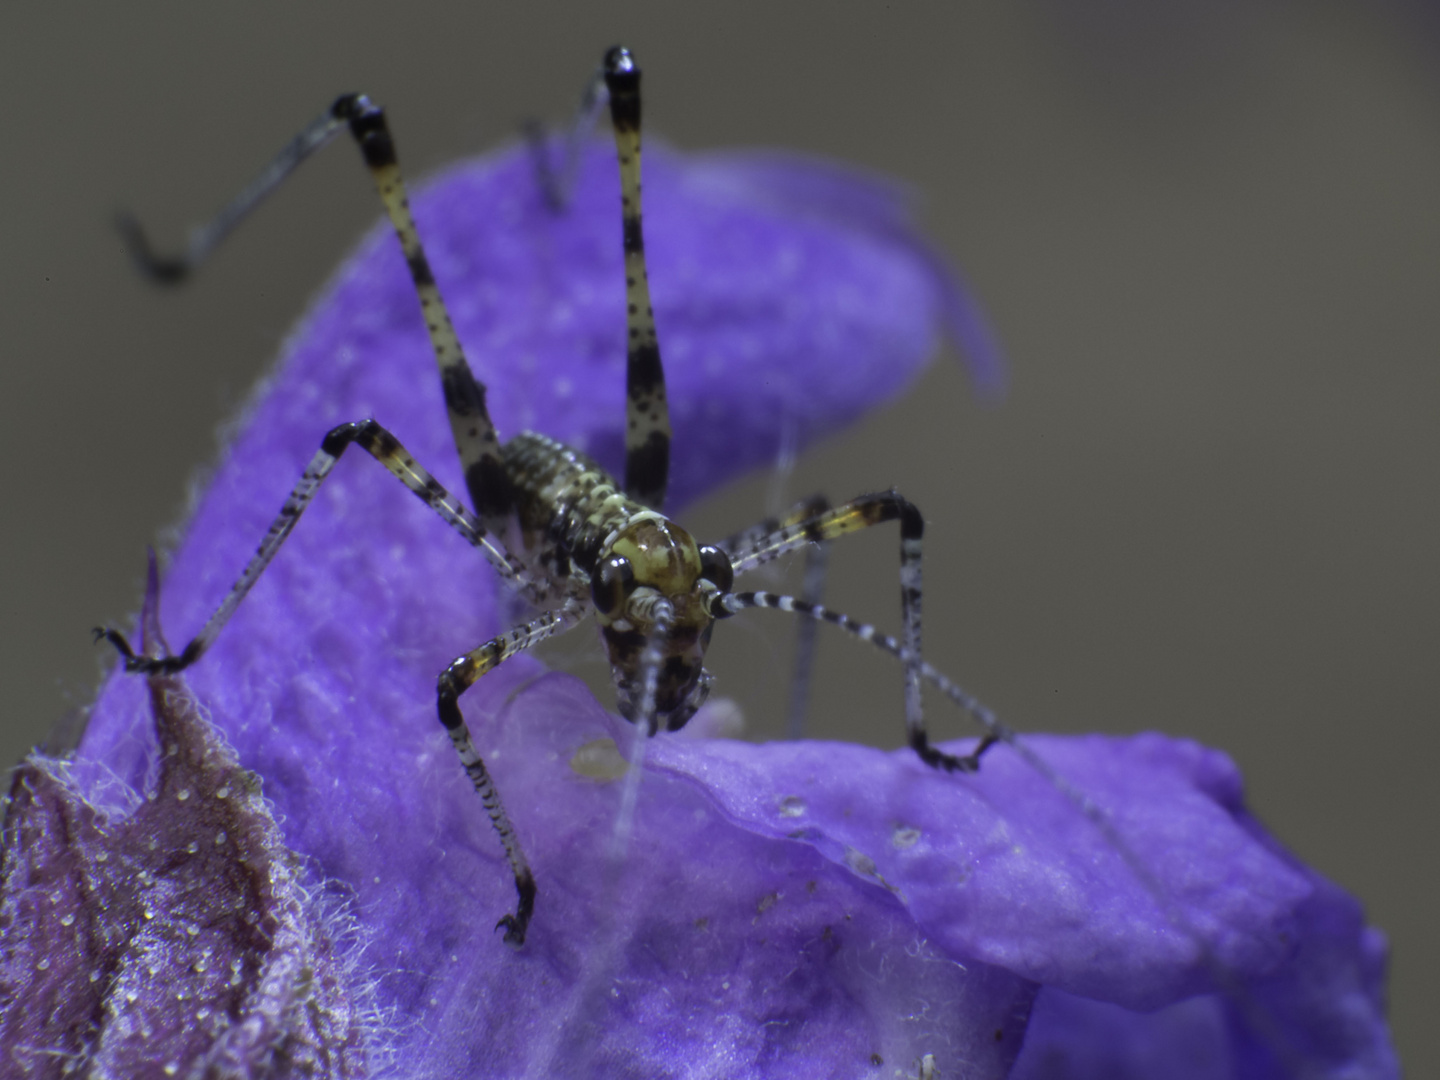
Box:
[437,600,590,945]
[717,490,996,772]
[721,590,1000,772]
[117,90,517,531]
[96,419,532,676]
[105,89,550,940]
[604,47,672,510]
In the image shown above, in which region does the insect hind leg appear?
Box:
[117,91,517,533]
[117,106,351,283]
[603,47,672,510]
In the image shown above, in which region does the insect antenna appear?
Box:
[631,598,675,741]
[785,543,828,740]
[525,600,674,1074]
[713,484,834,741]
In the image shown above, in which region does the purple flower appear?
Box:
[1,142,1394,1077]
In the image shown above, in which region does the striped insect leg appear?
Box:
[332,95,518,529]
[720,590,1000,774]
[719,491,947,766]
[437,601,589,946]
[97,420,529,676]
[604,47,671,510]
[115,93,520,533]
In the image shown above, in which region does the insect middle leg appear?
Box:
[718,490,997,772]
[104,48,672,951]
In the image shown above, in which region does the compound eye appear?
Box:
[591,555,636,616]
[697,545,734,595]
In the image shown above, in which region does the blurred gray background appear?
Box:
[1,1,1435,1071]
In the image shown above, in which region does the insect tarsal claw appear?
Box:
[496,914,527,949]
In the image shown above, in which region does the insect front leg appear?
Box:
[436,601,589,946]
[96,420,529,674]
[717,490,997,772]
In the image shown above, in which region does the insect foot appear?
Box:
[92,624,199,676]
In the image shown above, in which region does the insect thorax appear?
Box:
[501,431,649,593]
[500,431,718,729]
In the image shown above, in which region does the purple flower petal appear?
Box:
[647,733,1313,1011]
[380,674,1038,1077]
[1007,871,1398,1080]
[679,150,1005,397]
[3,138,1395,1077]
[647,730,1398,1078]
